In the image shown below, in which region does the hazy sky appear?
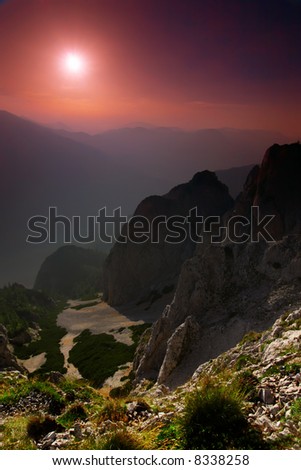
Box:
[0,0,300,134]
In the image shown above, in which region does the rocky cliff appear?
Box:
[0,324,25,372]
[234,142,301,239]
[135,143,301,388]
[103,171,233,305]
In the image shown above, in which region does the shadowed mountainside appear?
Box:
[134,143,301,388]
[34,245,107,299]
[0,111,169,287]
[103,171,233,306]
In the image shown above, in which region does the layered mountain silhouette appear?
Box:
[0,109,289,286]
[103,171,233,305]
[0,111,169,286]
[57,126,287,192]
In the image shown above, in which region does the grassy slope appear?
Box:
[0,284,67,373]
[1,308,301,450]
[14,301,67,374]
[69,324,151,387]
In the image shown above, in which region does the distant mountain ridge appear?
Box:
[0,109,289,286]
[0,110,170,287]
[57,126,288,186]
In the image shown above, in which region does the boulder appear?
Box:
[258,388,275,405]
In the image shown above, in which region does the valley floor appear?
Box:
[57,299,144,383]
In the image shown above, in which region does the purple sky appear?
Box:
[0,0,300,134]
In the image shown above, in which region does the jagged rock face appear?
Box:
[135,143,301,388]
[103,171,233,305]
[135,236,301,388]
[235,143,301,239]
[0,324,25,372]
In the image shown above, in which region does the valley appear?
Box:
[57,299,144,381]
[1,142,301,451]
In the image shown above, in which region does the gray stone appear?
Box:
[258,388,275,405]
[272,326,283,338]
[269,404,281,417]
[255,415,278,432]
[0,324,26,373]
[157,316,201,385]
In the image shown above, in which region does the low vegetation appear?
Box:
[14,302,67,374]
[57,404,88,428]
[179,378,266,450]
[72,301,99,310]
[0,283,57,338]
[0,283,67,374]
[1,288,301,450]
[68,324,151,387]
[98,429,143,450]
[0,377,65,414]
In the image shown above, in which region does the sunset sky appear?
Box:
[0,0,300,135]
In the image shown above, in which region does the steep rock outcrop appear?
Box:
[103,171,233,305]
[0,324,25,372]
[135,238,301,387]
[135,143,301,388]
[234,142,301,239]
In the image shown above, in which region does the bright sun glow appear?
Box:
[64,52,86,75]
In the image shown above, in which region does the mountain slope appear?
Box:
[0,111,169,287]
[34,245,107,299]
[103,171,233,306]
[57,126,287,192]
[135,143,301,388]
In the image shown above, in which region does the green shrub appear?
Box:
[233,370,259,402]
[1,417,37,449]
[58,403,87,428]
[179,379,266,449]
[68,331,134,387]
[98,399,127,422]
[291,398,301,422]
[14,300,67,374]
[239,331,262,346]
[69,325,151,387]
[109,381,132,399]
[58,379,102,404]
[98,429,143,450]
[156,423,181,449]
[262,365,280,377]
[283,363,301,375]
[27,415,63,442]
[235,354,255,370]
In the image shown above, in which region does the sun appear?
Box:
[63,52,86,75]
